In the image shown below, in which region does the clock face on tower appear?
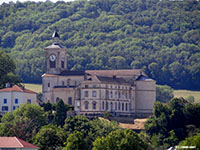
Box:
[49,54,56,61]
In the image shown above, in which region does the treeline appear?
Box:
[0,0,200,89]
[0,98,199,149]
[0,101,148,150]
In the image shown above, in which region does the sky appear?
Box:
[0,0,75,5]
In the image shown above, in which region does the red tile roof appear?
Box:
[0,137,39,148]
[0,85,37,94]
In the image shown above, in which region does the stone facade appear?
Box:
[42,31,156,117]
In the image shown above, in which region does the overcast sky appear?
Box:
[0,0,74,5]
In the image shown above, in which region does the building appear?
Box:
[0,137,39,150]
[0,85,37,115]
[42,31,156,117]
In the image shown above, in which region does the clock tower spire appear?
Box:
[44,31,67,74]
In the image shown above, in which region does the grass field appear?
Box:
[24,83,42,93]
[173,90,200,102]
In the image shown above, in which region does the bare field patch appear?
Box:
[174,90,200,102]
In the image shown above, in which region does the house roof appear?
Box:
[0,137,39,148]
[96,76,130,85]
[136,75,154,81]
[45,42,64,49]
[86,69,143,77]
[0,85,37,94]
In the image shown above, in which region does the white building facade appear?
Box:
[0,85,37,115]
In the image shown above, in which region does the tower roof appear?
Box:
[52,30,60,38]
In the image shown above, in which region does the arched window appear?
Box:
[56,97,60,103]
[102,101,104,110]
[68,97,72,105]
[92,101,97,109]
[61,60,64,68]
[84,101,89,109]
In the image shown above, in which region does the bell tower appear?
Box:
[45,31,67,74]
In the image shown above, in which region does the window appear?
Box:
[118,92,121,99]
[48,83,50,87]
[62,81,65,86]
[106,91,109,99]
[14,99,18,104]
[85,101,89,109]
[67,79,70,86]
[15,98,18,104]
[85,91,89,97]
[110,91,113,98]
[13,106,16,110]
[92,91,96,97]
[56,97,60,103]
[27,99,31,104]
[68,97,72,105]
[102,101,104,110]
[115,91,118,98]
[122,103,124,111]
[110,102,113,111]
[106,101,109,110]
[93,85,96,88]
[115,102,117,110]
[50,60,56,68]
[3,98,7,104]
[92,101,97,109]
[61,61,64,68]
[2,106,8,111]
[118,102,121,110]
[85,85,88,88]
[126,103,128,111]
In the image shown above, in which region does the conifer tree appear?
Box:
[53,99,67,127]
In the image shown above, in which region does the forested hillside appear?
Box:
[0,0,200,89]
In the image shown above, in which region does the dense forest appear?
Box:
[0,0,200,89]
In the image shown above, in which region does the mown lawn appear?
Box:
[24,83,42,93]
[174,90,200,102]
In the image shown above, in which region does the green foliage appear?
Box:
[92,129,148,150]
[63,131,88,150]
[156,85,174,103]
[178,133,200,149]
[185,95,195,103]
[33,124,66,150]
[0,104,47,142]
[145,97,200,149]
[53,99,67,127]
[64,115,119,149]
[0,51,21,88]
[0,0,199,89]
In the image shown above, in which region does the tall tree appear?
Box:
[53,99,67,127]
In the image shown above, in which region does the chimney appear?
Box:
[5,82,11,88]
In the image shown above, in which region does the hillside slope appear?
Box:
[0,0,199,89]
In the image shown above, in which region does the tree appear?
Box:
[63,131,88,150]
[156,85,174,103]
[93,129,148,150]
[33,124,66,150]
[53,99,67,127]
[0,104,47,142]
[0,51,21,88]
[185,95,195,103]
[178,133,200,149]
